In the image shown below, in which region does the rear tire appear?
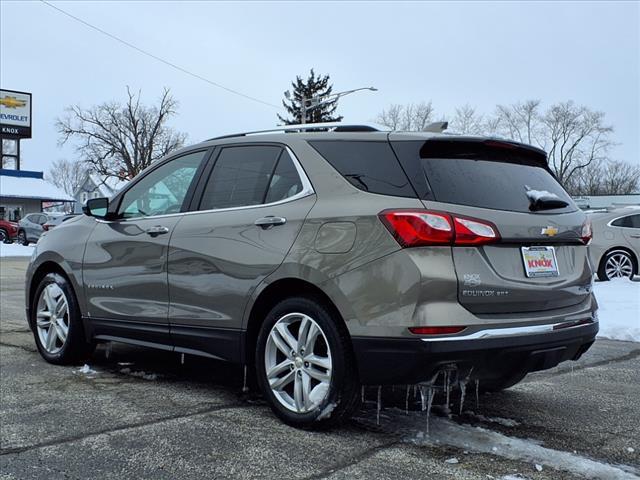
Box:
[597,250,636,281]
[256,296,359,429]
[0,228,10,244]
[30,272,95,365]
[17,230,29,246]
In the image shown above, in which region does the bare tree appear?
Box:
[487,100,543,146]
[567,158,640,195]
[45,158,91,197]
[375,102,434,131]
[57,87,187,180]
[542,101,613,186]
[449,104,484,135]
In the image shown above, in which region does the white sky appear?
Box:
[1,1,638,172]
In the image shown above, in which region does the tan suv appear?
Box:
[25,123,598,428]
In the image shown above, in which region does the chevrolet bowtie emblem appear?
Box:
[541,226,558,236]
[0,96,27,109]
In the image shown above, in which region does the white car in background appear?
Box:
[588,207,640,280]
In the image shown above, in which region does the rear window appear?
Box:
[393,140,576,214]
[308,140,415,198]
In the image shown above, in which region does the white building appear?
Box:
[572,194,640,210]
[73,173,128,213]
[0,169,74,221]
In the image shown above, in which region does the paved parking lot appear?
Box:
[1,257,638,479]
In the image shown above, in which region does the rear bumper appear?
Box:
[352,320,598,385]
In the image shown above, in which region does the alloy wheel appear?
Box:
[264,312,332,413]
[36,283,70,354]
[605,252,634,279]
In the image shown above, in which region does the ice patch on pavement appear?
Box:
[465,411,520,427]
[594,277,640,342]
[384,410,638,479]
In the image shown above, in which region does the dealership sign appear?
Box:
[0,89,32,138]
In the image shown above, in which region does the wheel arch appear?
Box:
[242,277,353,369]
[27,258,83,323]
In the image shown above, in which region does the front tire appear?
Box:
[597,250,636,281]
[256,296,359,429]
[30,272,95,365]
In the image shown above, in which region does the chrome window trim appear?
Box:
[420,319,596,342]
[606,214,640,230]
[97,145,314,223]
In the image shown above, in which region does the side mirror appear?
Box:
[83,197,109,219]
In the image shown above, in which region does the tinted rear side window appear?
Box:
[265,150,303,204]
[308,141,415,198]
[200,146,281,210]
[393,140,576,214]
[611,214,640,228]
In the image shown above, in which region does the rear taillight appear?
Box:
[408,326,467,335]
[581,219,592,245]
[42,224,51,231]
[379,209,500,247]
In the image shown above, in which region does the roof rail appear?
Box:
[208,122,387,141]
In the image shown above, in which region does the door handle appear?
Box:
[254,216,287,229]
[630,234,640,238]
[146,225,169,236]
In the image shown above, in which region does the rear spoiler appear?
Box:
[418,138,548,169]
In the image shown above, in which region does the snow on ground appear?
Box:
[594,277,640,342]
[0,243,35,257]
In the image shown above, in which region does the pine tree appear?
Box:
[278,69,343,124]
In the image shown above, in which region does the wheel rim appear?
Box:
[0,230,6,241]
[605,252,634,279]
[264,312,332,414]
[36,283,70,354]
[18,232,25,243]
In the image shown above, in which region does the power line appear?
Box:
[39,0,282,110]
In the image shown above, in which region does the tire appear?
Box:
[255,296,359,429]
[480,371,527,393]
[0,228,10,244]
[30,272,95,365]
[597,250,636,281]
[17,230,29,246]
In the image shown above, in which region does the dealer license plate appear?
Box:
[521,246,559,278]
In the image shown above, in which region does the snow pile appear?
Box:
[0,243,35,257]
[525,188,560,202]
[594,277,640,342]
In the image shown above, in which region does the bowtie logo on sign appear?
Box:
[0,96,27,109]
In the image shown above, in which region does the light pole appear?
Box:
[286,87,378,124]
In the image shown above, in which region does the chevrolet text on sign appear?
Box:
[0,89,32,138]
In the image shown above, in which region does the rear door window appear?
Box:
[611,214,640,228]
[308,140,415,198]
[199,146,282,210]
[393,140,576,214]
[264,150,304,204]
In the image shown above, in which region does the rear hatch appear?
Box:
[391,136,592,315]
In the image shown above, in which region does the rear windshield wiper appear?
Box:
[525,189,569,211]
